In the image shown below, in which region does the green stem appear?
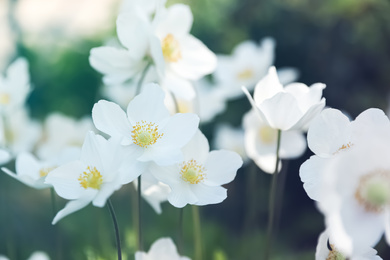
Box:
[264,129,282,260]
[192,205,202,260]
[107,199,122,260]
[135,62,152,96]
[137,175,143,251]
[50,188,57,218]
[178,207,184,254]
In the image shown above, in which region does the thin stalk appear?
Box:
[137,176,143,251]
[135,62,152,96]
[178,207,184,254]
[264,129,282,260]
[192,205,202,260]
[107,199,122,260]
[50,188,57,217]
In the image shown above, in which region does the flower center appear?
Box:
[162,34,182,63]
[0,93,10,105]
[355,170,390,213]
[333,142,353,155]
[178,100,192,114]
[259,126,277,144]
[326,244,346,260]
[39,166,56,177]
[180,159,206,184]
[78,166,103,190]
[237,68,254,80]
[131,121,163,148]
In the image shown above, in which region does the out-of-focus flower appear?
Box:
[2,149,79,190]
[120,0,165,16]
[213,124,248,164]
[135,237,190,260]
[0,58,31,114]
[0,1,15,71]
[26,251,51,260]
[92,83,199,169]
[150,130,242,208]
[243,66,325,131]
[37,113,94,160]
[243,109,306,173]
[300,108,390,255]
[45,132,134,224]
[214,38,298,99]
[315,230,382,260]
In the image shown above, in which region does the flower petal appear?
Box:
[253,66,283,105]
[168,181,197,208]
[192,184,227,206]
[182,130,209,163]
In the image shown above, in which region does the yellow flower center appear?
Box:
[178,100,192,114]
[180,159,206,184]
[333,142,353,155]
[131,121,163,148]
[259,126,277,144]
[78,166,103,190]
[0,93,10,105]
[237,68,254,80]
[39,166,56,177]
[355,170,390,213]
[326,244,346,260]
[162,34,182,62]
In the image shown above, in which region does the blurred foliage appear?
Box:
[1,0,390,259]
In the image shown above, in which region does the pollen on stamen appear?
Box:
[0,93,10,105]
[78,166,103,190]
[39,166,56,178]
[131,120,164,148]
[162,34,182,62]
[180,159,206,184]
[333,142,353,155]
[326,243,346,260]
[237,68,254,80]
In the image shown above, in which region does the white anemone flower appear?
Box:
[135,237,190,260]
[27,251,50,260]
[92,83,199,172]
[0,58,31,114]
[45,132,134,224]
[150,130,242,208]
[2,149,80,190]
[242,66,325,131]
[37,113,94,160]
[243,109,306,173]
[316,230,382,260]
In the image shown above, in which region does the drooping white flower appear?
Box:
[316,230,382,260]
[45,132,135,224]
[0,58,31,114]
[37,113,94,160]
[2,149,79,190]
[150,130,242,208]
[300,108,390,255]
[243,109,306,173]
[135,237,190,260]
[92,83,199,172]
[26,251,51,260]
[243,66,325,131]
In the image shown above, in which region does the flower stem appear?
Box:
[264,129,282,260]
[137,175,143,251]
[192,205,202,260]
[178,207,184,254]
[50,187,57,217]
[135,62,152,96]
[107,199,122,260]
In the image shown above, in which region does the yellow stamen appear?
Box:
[78,166,103,190]
[180,159,206,184]
[162,34,182,62]
[131,121,163,148]
[326,244,346,260]
[39,166,56,177]
[333,142,353,155]
[237,69,254,80]
[259,126,277,144]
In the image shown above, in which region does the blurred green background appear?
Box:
[1,0,390,259]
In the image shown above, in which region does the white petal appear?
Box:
[147,237,182,259]
[80,132,106,173]
[156,4,193,36]
[168,182,197,208]
[138,146,183,166]
[203,150,242,186]
[2,167,49,190]
[192,184,227,206]
[0,149,11,165]
[351,108,390,141]
[161,73,195,100]
[279,130,306,159]
[299,155,327,201]
[277,67,299,85]
[92,183,119,208]
[242,87,271,126]
[253,66,283,105]
[290,99,326,131]
[182,130,209,163]
[149,35,165,78]
[92,100,132,139]
[149,164,181,187]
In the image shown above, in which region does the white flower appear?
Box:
[300,109,390,255]
[243,109,306,173]
[150,130,242,208]
[27,251,50,260]
[242,66,325,131]
[2,149,79,189]
[92,83,199,170]
[316,230,382,260]
[120,0,166,16]
[0,58,30,114]
[135,237,190,260]
[45,132,134,224]
[37,113,94,160]
[213,123,248,163]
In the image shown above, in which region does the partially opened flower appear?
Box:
[243,109,306,173]
[92,83,199,170]
[45,132,135,224]
[315,230,382,260]
[242,66,325,131]
[135,237,190,260]
[150,130,242,208]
